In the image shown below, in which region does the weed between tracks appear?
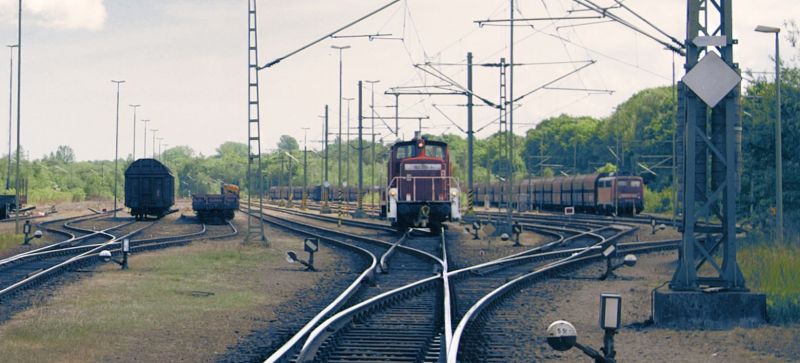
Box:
[739,243,800,323]
[0,233,27,253]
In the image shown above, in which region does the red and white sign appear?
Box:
[564,207,575,216]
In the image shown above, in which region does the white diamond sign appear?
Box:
[682,52,741,107]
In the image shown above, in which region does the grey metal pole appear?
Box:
[321,105,331,213]
[141,120,150,158]
[151,129,158,159]
[344,97,354,185]
[14,0,22,233]
[324,105,329,186]
[302,127,309,202]
[6,44,16,191]
[332,45,350,188]
[394,93,399,137]
[111,80,125,218]
[506,0,515,225]
[365,80,379,205]
[355,80,365,217]
[775,32,783,244]
[756,25,783,243]
[671,51,678,224]
[319,114,324,185]
[338,49,342,188]
[467,51,474,198]
[129,104,140,160]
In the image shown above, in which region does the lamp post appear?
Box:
[331,45,351,187]
[353,80,365,218]
[302,127,309,209]
[161,143,169,164]
[156,137,164,160]
[111,80,126,218]
[364,80,380,206]
[151,129,158,159]
[343,97,354,185]
[755,24,783,244]
[13,0,22,233]
[140,119,150,159]
[129,104,140,160]
[5,44,17,191]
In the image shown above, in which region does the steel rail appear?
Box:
[296,275,441,362]
[0,221,206,271]
[446,236,677,362]
[0,218,138,267]
[246,205,382,363]
[255,202,394,233]
[448,231,611,363]
[379,232,408,273]
[243,206,439,362]
[440,229,454,356]
[450,230,650,279]
[247,207,443,265]
[249,210,415,363]
[0,219,220,301]
[250,207,448,362]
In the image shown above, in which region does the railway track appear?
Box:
[471,208,676,227]
[249,204,679,362]
[247,202,393,233]
[290,230,450,363]
[447,238,678,362]
[0,212,237,303]
[238,206,447,363]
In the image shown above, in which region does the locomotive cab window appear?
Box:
[424,145,444,159]
[395,145,417,159]
[618,181,629,187]
[631,180,641,188]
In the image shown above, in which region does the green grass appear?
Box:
[0,242,282,362]
[0,233,25,253]
[739,243,800,323]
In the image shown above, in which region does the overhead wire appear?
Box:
[531,0,591,93]
[572,0,684,55]
[368,0,674,137]
[611,0,684,49]
[551,0,611,92]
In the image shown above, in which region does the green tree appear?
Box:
[277,135,299,152]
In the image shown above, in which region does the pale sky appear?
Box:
[0,0,796,161]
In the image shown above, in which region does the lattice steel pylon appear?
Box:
[497,58,509,213]
[246,0,267,245]
[671,0,743,290]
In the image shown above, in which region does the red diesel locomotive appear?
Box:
[385,133,461,233]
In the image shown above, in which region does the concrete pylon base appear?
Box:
[352,209,367,219]
[653,288,767,329]
[320,205,332,214]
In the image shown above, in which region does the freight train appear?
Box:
[385,132,460,233]
[473,173,644,215]
[192,183,240,223]
[268,185,361,203]
[124,158,175,220]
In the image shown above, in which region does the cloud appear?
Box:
[0,0,107,30]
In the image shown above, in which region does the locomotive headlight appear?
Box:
[450,188,459,197]
[389,188,398,197]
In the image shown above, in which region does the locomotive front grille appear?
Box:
[390,176,457,203]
